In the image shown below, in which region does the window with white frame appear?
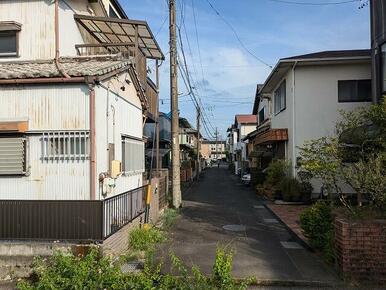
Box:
[0,136,27,175]
[42,131,89,160]
[274,80,286,114]
[0,22,21,57]
[121,136,145,173]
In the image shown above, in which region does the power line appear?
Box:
[187,0,217,133]
[266,0,360,5]
[204,0,272,69]
[175,0,217,138]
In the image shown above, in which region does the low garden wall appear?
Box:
[335,218,386,283]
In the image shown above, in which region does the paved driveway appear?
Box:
[159,165,340,287]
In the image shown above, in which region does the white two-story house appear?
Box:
[253,49,372,195]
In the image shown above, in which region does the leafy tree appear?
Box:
[298,101,386,214]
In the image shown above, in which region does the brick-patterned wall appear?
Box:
[102,214,144,256]
[102,177,163,256]
[335,218,386,283]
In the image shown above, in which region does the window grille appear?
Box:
[42,131,89,160]
[0,137,26,175]
[122,137,144,174]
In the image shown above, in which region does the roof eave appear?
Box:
[260,56,371,94]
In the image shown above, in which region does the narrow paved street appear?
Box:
[161,164,340,288]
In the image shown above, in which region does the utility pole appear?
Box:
[196,108,201,180]
[215,127,218,161]
[169,0,181,208]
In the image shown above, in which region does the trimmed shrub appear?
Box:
[265,159,290,187]
[279,177,302,202]
[251,168,266,187]
[300,200,335,262]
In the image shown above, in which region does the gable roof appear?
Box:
[260,49,371,94]
[0,57,131,79]
[252,84,264,115]
[235,114,257,124]
[282,49,371,61]
[0,56,148,109]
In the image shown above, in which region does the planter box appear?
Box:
[335,218,386,283]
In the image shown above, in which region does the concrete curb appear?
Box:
[263,204,313,252]
[242,278,337,287]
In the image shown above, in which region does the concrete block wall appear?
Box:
[335,218,386,283]
[0,242,75,281]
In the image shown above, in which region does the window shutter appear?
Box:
[0,137,25,175]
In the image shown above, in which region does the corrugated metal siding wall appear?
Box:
[0,84,90,200]
[0,0,91,62]
[0,84,89,130]
[95,80,144,200]
[0,0,55,61]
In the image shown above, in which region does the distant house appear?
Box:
[252,49,372,194]
[228,114,258,174]
[144,112,172,169]
[200,140,226,161]
[179,117,198,161]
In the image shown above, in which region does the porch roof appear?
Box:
[252,129,288,145]
[74,14,164,60]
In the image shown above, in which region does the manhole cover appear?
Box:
[263,218,279,224]
[222,224,246,232]
[280,241,304,249]
[121,262,144,273]
[253,205,265,209]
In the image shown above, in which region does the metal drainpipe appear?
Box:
[54,0,70,78]
[89,85,97,200]
[291,61,298,178]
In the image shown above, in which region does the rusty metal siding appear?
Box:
[0,136,89,200]
[0,84,89,131]
[0,0,55,61]
[0,0,92,61]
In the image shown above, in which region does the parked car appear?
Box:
[241,173,251,185]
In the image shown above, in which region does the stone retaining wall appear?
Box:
[335,218,386,283]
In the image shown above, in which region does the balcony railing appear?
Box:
[0,186,147,242]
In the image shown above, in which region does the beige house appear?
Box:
[200,140,226,161]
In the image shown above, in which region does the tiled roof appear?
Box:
[282,49,371,61]
[0,57,132,79]
[235,114,257,124]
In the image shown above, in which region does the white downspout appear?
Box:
[291,61,298,178]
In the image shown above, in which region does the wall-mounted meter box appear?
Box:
[111,160,121,179]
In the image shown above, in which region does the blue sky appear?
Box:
[121,0,370,140]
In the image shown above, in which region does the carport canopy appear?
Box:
[74,14,164,60]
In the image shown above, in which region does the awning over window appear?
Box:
[0,121,28,132]
[74,14,164,60]
[253,129,288,145]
